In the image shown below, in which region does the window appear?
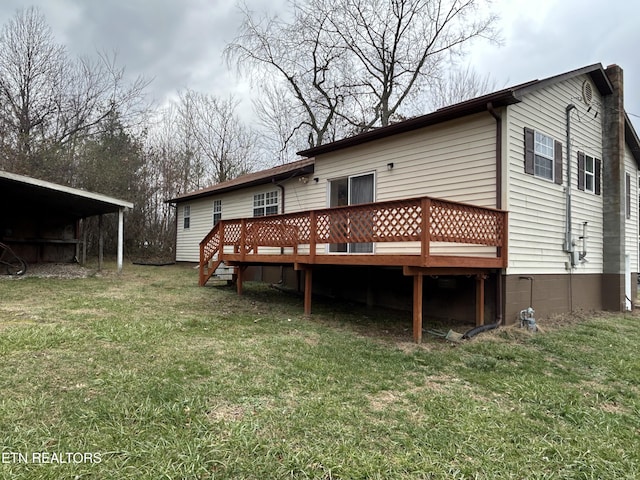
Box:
[213,200,222,226]
[183,205,191,229]
[524,127,562,185]
[534,131,554,181]
[585,156,595,193]
[253,191,279,217]
[577,151,601,195]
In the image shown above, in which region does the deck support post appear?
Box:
[237,265,247,296]
[412,273,424,343]
[476,274,486,326]
[303,266,313,316]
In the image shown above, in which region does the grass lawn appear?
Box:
[1,263,639,479]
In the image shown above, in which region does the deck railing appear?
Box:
[199,195,507,285]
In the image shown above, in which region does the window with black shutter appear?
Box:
[523,127,562,184]
[626,173,631,219]
[577,151,601,195]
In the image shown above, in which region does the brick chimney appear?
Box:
[602,64,626,311]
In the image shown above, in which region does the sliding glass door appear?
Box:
[329,173,374,253]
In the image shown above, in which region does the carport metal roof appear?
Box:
[0,170,133,218]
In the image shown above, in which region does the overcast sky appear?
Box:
[0,0,638,128]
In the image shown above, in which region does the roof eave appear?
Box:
[0,170,133,210]
[166,162,315,204]
[625,113,640,166]
[512,63,613,99]
[297,90,522,158]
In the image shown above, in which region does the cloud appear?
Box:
[1,0,637,129]
[469,0,639,127]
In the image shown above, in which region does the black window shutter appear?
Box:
[595,158,601,195]
[626,173,631,219]
[554,140,563,185]
[577,152,585,191]
[524,127,534,175]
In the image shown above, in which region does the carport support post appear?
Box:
[117,207,124,273]
[98,215,104,271]
[82,218,87,265]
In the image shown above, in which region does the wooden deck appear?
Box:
[199,195,508,342]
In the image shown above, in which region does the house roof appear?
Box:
[167,63,640,203]
[166,158,315,203]
[298,63,615,158]
[0,170,133,218]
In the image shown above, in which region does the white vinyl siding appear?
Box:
[505,74,604,275]
[175,113,498,261]
[624,144,638,273]
[175,184,298,262]
[176,200,211,261]
[313,113,498,257]
[308,113,497,208]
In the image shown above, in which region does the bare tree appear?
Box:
[328,0,499,128]
[0,7,149,181]
[178,90,258,185]
[253,81,308,164]
[0,7,66,169]
[424,64,498,111]
[227,0,500,152]
[225,2,348,149]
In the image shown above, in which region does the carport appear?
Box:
[0,170,133,272]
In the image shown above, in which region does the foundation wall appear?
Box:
[503,273,611,323]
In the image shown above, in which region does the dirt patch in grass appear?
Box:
[206,400,247,423]
[0,262,95,280]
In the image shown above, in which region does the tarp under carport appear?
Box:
[0,170,133,272]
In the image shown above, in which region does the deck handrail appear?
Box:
[199,195,507,285]
[199,221,222,286]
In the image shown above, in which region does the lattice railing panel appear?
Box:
[313,200,423,244]
[199,195,507,270]
[200,223,220,263]
[372,201,422,241]
[430,200,504,246]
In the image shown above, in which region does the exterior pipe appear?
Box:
[272,179,286,260]
[565,104,576,258]
[272,179,285,214]
[486,102,502,210]
[580,221,588,260]
[487,102,504,324]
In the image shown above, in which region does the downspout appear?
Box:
[565,104,577,261]
[487,102,504,325]
[273,178,286,282]
[487,102,502,210]
[270,167,312,283]
[272,178,285,215]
